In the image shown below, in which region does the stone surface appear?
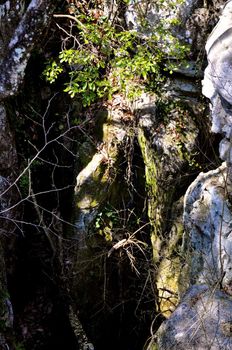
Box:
[0,1,227,348]
[134,92,199,315]
[157,285,232,350]
[157,5,232,343]
[125,0,198,35]
[73,97,129,248]
[0,0,55,99]
[184,162,232,290]
[156,197,189,317]
[125,0,213,54]
[202,0,232,162]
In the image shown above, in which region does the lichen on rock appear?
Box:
[134,92,199,315]
[202,0,232,162]
[157,285,232,350]
[73,99,130,248]
[184,162,232,288]
[156,2,232,348]
[0,0,55,99]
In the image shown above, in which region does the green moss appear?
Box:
[138,97,199,265]
[150,344,159,350]
[156,201,190,315]
[137,97,199,316]
[79,142,97,168]
[76,158,116,209]
[138,128,171,262]
[73,111,127,244]
[157,256,181,316]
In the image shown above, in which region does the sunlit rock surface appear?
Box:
[184,162,232,289]
[73,96,129,248]
[202,0,232,162]
[157,2,232,348]
[124,0,221,319]
[0,0,55,99]
[134,92,199,315]
[157,285,232,350]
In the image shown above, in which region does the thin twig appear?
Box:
[53,14,86,30]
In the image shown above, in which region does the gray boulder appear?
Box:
[202,1,232,162]
[157,284,232,350]
[183,162,232,289]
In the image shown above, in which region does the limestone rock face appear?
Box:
[125,0,215,52]
[184,163,232,289]
[135,93,198,252]
[0,0,55,99]
[157,285,232,350]
[73,96,129,248]
[125,0,221,319]
[157,3,232,348]
[134,92,199,315]
[125,0,198,34]
[202,0,232,162]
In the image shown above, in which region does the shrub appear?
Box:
[44,0,188,106]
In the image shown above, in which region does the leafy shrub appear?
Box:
[44,1,188,106]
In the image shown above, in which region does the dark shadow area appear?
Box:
[4,44,156,350]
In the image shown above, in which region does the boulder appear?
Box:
[157,284,232,350]
[184,162,232,290]
[202,0,232,162]
[156,3,232,347]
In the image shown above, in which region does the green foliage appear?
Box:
[14,342,26,350]
[19,173,29,197]
[18,160,42,197]
[43,60,63,83]
[43,1,189,106]
[94,205,120,241]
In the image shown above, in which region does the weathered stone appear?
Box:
[125,0,213,54]
[155,3,232,348]
[184,162,232,290]
[157,285,232,350]
[135,93,198,260]
[0,0,55,99]
[125,0,199,36]
[73,99,129,248]
[0,0,25,62]
[132,92,199,315]
[202,0,232,162]
[163,78,199,98]
[156,198,190,317]
[174,61,203,78]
